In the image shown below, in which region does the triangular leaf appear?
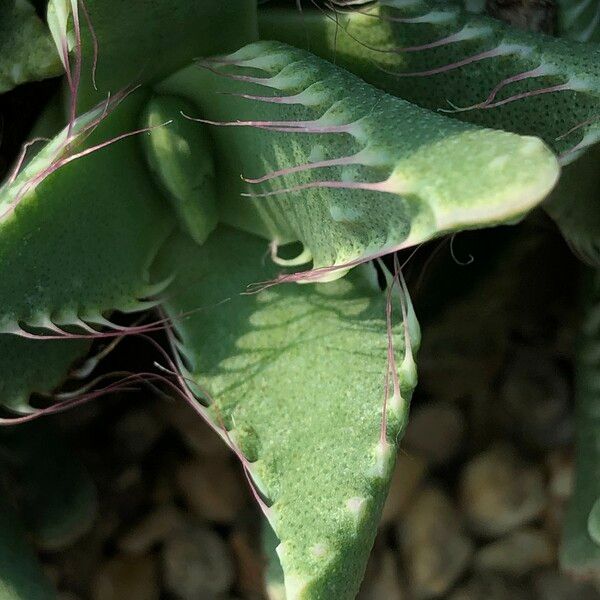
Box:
[158,41,558,280]
[259,1,600,163]
[156,226,418,599]
[0,92,174,335]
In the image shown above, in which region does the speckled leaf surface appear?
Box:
[158,42,558,279]
[156,226,418,599]
[259,1,600,163]
[0,0,62,93]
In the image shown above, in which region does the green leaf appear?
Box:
[0,0,62,94]
[0,90,174,335]
[47,0,258,109]
[258,1,600,163]
[561,268,600,576]
[158,41,558,280]
[0,335,88,412]
[141,96,219,245]
[155,226,419,599]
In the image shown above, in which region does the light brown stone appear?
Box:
[399,487,473,599]
[460,444,547,537]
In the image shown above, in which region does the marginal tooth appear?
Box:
[26,312,64,333]
[52,307,80,327]
[141,275,175,298]
[0,317,21,335]
[346,496,366,519]
[119,298,162,314]
[72,317,101,334]
[79,312,127,330]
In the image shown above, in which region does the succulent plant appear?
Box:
[0,0,598,598]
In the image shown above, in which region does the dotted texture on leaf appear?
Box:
[158,41,557,278]
[156,226,417,599]
[259,1,600,163]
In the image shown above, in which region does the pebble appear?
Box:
[92,555,159,600]
[399,487,473,599]
[474,527,555,576]
[357,550,406,600]
[460,444,548,537]
[176,458,247,524]
[403,402,465,465]
[533,569,600,600]
[449,573,531,600]
[118,505,184,555]
[499,349,572,451]
[381,453,427,524]
[162,525,234,600]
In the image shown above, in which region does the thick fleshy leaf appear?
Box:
[0,335,88,413]
[141,96,219,245]
[0,0,62,94]
[0,91,174,335]
[259,1,600,163]
[47,0,258,109]
[155,226,419,599]
[561,268,600,576]
[158,41,558,280]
